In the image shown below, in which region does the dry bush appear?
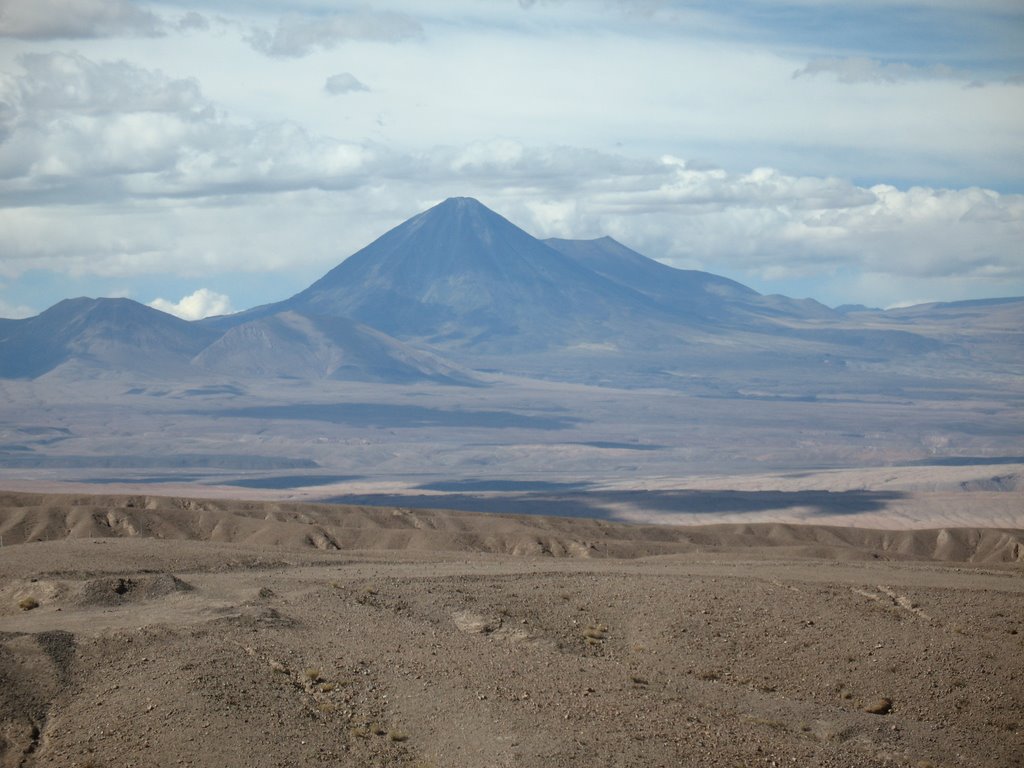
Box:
[18,597,39,611]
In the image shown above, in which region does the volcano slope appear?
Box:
[1,492,1022,768]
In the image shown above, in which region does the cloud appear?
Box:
[0,52,375,202]
[0,0,164,39]
[0,51,1020,310]
[176,12,210,33]
[4,136,1019,304]
[246,11,422,58]
[0,296,35,319]
[9,52,208,117]
[324,73,370,95]
[149,288,232,320]
[794,57,963,85]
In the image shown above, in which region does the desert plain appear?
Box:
[1,490,1022,768]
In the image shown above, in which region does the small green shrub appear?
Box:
[19,597,39,611]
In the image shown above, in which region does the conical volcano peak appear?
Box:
[362,195,542,273]
[284,194,629,345]
[436,196,486,210]
[411,196,515,234]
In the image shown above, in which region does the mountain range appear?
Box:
[1,197,1021,386]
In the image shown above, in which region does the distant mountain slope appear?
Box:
[193,310,476,384]
[234,198,847,353]
[3,199,1020,384]
[0,298,217,379]
[544,236,836,324]
[0,299,475,385]
[254,197,673,350]
[544,236,756,316]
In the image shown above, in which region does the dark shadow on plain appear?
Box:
[201,403,580,430]
[908,456,1024,466]
[570,441,664,451]
[75,475,209,484]
[322,488,907,521]
[0,454,318,470]
[418,479,591,493]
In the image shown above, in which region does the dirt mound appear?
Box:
[75,574,194,608]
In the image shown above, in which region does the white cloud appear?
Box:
[246,11,422,58]
[324,73,369,95]
[794,57,967,85]
[8,52,208,116]
[0,297,35,318]
[0,0,164,39]
[149,288,232,320]
[3,144,1020,308]
[0,52,376,201]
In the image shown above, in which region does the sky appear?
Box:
[0,0,1022,319]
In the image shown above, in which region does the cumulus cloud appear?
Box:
[0,52,375,203]
[9,52,208,117]
[150,288,232,320]
[572,167,1024,297]
[324,73,370,95]
[0,0,164,39]
[246,11,422,58]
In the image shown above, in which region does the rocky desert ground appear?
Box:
[1,492,1022,768]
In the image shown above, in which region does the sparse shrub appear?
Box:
[19,597,39,611]
[388,729,408,742]
[302,668,323,684]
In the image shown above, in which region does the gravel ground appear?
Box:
[1,527,1022,768]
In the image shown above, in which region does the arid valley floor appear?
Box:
[1,492,1022,768]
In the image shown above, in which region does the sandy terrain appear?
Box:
[1,492,1022,767]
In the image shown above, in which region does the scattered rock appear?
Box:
[863,697,893,715]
